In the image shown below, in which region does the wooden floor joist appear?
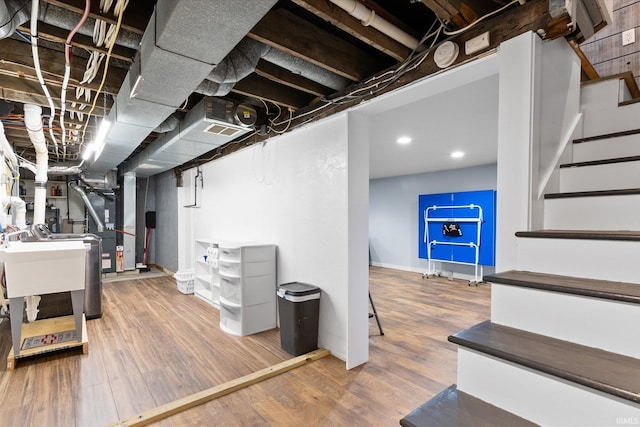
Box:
[109,348,331,427]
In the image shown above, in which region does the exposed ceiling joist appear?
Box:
[0,38,125,97]
[254,59,332,98]
[232,74,315,110]
[0,74,112,117]
[42,0,150,35]
[248,8,381,82]
[289,0,411,62]
[18,22,136,63]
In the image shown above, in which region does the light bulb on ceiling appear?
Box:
[396,136,412,145]
[451,151,465,158]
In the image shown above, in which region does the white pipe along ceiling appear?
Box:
[23,104,47,226]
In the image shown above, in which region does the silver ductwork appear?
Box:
[0,0,30,39]
[86,0,278,175]
[69,182,104,232]
[194,38,349,97]
[120,97,254,178]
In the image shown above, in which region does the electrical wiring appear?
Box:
[30,0,59,159]
[61,0,91,156]
[79,0,128,150]
[442,0,520,36]
[13,29,29,42]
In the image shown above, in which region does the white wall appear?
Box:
[178,113,369,367]
[369,164,497,277]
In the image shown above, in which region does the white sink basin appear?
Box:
[0,241,86,298]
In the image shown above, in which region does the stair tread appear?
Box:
[559,155,640,168]
[400,384,537,427]
[449,321,640,404]
[484,270,640,304]
[573,127,640,144]
[515,229,640,241]
[544,188,640,199]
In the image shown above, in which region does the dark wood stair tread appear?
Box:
[573,127,640,144]
[449,321,640,404]
[484,270,640,304]
[544,188,640,199]
[400,384,537,427]
[515,229,640,241]
[559,155,640,168]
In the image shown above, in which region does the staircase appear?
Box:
[401,76,640,426]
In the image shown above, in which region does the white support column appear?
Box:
[122,172,136,270]
[496,32,540,272]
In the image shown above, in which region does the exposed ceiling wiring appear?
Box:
[79,0,128,151]
[60,0,91,157]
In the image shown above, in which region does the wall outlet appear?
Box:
[465,31,490,55]
[622,29,635,46]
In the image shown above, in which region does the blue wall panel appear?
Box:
[418,190,496,266]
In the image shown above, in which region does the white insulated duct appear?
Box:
[23,104,48,226]
[329,0,419,50]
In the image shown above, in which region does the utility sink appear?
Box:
[0,240,86,298]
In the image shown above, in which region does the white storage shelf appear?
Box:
[193,239,220,308]
[217,244,276,336]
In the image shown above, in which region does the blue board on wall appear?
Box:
[418,190,496,266]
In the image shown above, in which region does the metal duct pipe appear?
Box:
[153,113,181,133]
[195,38,349,97]
[23,104,47,225]
[0,0,30,39]
[329,0,419,49]
[69,182,104,232]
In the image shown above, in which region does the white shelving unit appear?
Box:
[218,243,276,336]
[193,239,220,308]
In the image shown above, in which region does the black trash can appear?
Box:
[277,282,321,356]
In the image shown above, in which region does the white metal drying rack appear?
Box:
[422,204,484,286]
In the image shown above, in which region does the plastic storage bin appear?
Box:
[174,270,195,294]
[277,282,321,356]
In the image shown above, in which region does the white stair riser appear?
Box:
[573,135,640,163]
[544,195,640,230]
[559,161,640,192]
[457,348,640,427]
[516,238,640,283]
[492,284,640,358]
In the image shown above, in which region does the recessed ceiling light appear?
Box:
[451,151,465,158]
[397,136,412,144]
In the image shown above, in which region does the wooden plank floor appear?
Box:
[0,267,491,426]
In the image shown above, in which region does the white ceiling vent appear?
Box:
[203,122,245,137]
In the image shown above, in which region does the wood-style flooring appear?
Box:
[0,267,491,426]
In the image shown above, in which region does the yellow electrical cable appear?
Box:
[79,2,126,149]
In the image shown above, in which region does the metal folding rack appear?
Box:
[422,204,484,286]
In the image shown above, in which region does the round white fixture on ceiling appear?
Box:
[397,136,412,144]
[434,41,459,69]
[451,151,465,158]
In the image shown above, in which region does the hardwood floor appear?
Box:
[0,267,491,426]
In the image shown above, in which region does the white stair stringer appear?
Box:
[544,194,640,230]
[457,348,640,427]
[491,284,640,359]
[572,133,640,163]
[515,237,640,283]
[559,160,640,192]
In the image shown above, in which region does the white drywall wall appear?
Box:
[178,113,369,367]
